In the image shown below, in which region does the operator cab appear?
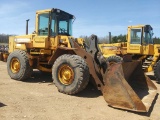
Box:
[130,25,154,45]
[36,8,75,36]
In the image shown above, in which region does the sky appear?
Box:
[0,0,160,37]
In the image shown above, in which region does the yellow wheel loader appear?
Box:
[99,25,160,83]
[7,9,157,112]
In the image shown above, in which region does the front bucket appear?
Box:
[102,61,157,112]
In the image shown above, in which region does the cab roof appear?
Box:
[36,8,74,19]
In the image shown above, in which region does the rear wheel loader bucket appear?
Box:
[102,61,157,112]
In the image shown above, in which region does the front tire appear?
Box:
[7,50,33,80]
[52,54,90,94]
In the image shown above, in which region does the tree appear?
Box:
[112,36,118,43]
[111,34,127,43]
[0,34,10,43]
[153,36,160,44]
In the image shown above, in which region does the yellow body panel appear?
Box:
[33,36,49,48]
[9,36,15,53]
[15,44,26,50]
[14,35,33,42]
[127,44,142,54]
[99,43,127,57]
[9,34,36,53]
[154,44,160,54]
[142,44,154,55]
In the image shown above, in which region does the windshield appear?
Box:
[58,19,72,36]
[55,12,73,36]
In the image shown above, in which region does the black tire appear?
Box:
[7,50,33,80]
[52,54,90,95]
[154,60,160,83]
[106,55,123,63]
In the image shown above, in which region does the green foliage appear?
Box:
[0,34,10,43]
[80,34,127,44]
[153,37,160,44]
[0,34,16,44]
[79,35,109,45]
[112,36,118,43]
[111,34,126,43]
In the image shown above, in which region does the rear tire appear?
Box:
[52,54,90,94]
[154,60,160,83]
[7,50,33,80]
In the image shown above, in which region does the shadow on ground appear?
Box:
[147,75,160,84]
[0,102,6,107]
[24,70,52,83]
[147,75,156,81]
[75,83,102,98]
[23,71,101,98]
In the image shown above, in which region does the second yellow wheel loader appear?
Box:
[7,8,157,112]
[99,25,160,83]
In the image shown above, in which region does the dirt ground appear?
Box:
[0,61,160,120]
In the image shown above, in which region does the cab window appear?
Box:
[38,13,49,36]
[143,30,153,44]
[130,29,142,44]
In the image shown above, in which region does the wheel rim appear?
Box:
[10,58,20,73]
[58,64,74,85]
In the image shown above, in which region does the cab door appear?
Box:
[141,30,154,55]
[33,13,50,48]
[127,27,143,54]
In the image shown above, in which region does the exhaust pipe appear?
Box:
[109,32,111,44]
[26,19,30,35]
